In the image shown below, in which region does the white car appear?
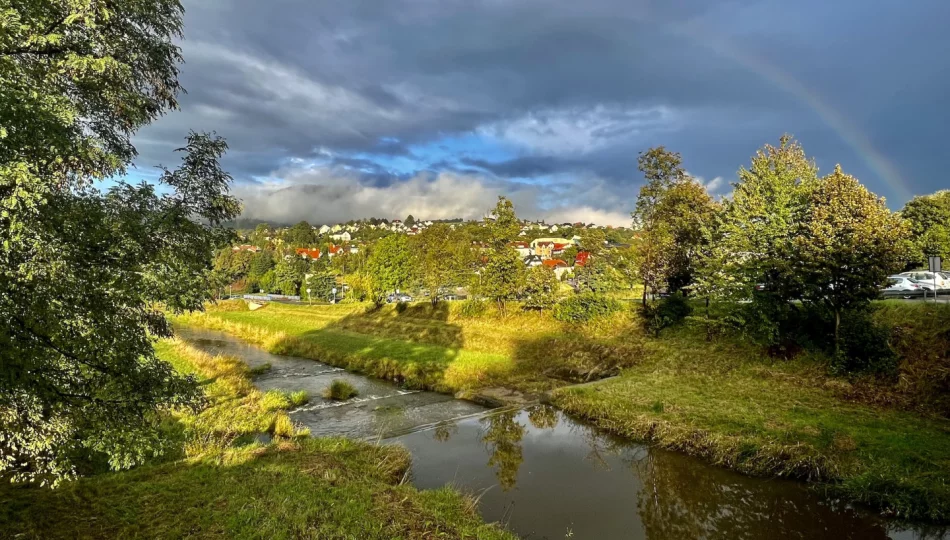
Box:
[899,271,949,291]
[882,276,925,298]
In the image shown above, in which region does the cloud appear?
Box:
[128,0,950,218]
[233,165,633,226]
[479,105,682,155]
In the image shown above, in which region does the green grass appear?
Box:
[551,328,950,521]
[174,299,950,522]
[324,379,358,400]
[2,438,512,539]
[0,339,513,539]
[172,301,641,393]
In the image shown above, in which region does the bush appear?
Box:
[323,379,358,400]
[640,295,692,336]
[248,362,272,376]
[554,293,622,323]
[833,309,898,375]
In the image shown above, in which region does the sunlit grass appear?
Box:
[1,339,514,539]
[552,327,950,521]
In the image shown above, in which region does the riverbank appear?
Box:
[173,299,950,522]
[1,339,513,539]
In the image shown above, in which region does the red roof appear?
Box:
[296,248,321,259]
[542,259,568,268]
[575,251,591,266]
[510,241,529,248]
[553,243,570,251]
[328,244,343,255]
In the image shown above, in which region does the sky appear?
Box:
[130,0,950,226]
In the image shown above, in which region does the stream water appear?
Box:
[176,327,944,540]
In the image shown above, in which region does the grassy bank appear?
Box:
[172,300,641,393]
[1,339,513,539]
[551,313,950,521]
[174,299,950,522]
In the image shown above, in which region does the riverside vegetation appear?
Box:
[1,339,514,539]
[173,298,950,522]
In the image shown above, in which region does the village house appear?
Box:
[542,258,572,279]
[331,231,352,242]
[295,247,321,260]
[510,241,532,258]
[232,244,260,253]
[318,224,331,235]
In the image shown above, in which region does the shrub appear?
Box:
[640,295,693,336]
[553,293,622,323]
[323,379,358,400]
[833,309,898,375]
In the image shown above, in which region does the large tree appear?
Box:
[633,147,719,301]
[480,197,526,311]
[793,166,912,349]
[1,1,239,484]
[412,223,473,302]
[901,190,950,264]
[367,234,414,296]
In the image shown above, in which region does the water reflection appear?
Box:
[481,410,526,491]
[403,407,945,540]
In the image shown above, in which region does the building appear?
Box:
[510,241,532,258]
[295,248,321,260]
[331,231,351,242]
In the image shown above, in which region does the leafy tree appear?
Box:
[404,214,416,227]
[633,147,719,300]
[412,224,472,302]
[286,220,315,247]
[793,165,913,350]
[0,0,247,485]
[306,272,336,302]
[250,223,270,247]
[248,249,276,280]
[523,266,559,313]
[699,136,818,308]
[901,190,950,264]
[274,257,305,296]
[487,196,520,249]
[480,198,526,310]
[258,269,277,293]
[367,234,413,295]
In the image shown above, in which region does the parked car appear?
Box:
[899,271,950,291]
[881,276,925,298]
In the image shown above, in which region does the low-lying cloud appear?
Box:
[234,165,633,226]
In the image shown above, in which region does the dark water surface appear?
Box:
[176,327,944,540]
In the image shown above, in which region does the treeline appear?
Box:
[217,135,948,375]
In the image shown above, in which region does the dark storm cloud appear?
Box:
[134,0,950,219]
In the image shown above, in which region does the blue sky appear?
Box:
[132,0,950,225]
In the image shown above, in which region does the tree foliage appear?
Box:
[480,198,526,309]
[523,266,559,312]
[411,223,472,301]
[367,234,413,294]
[0,1,241,484]
[901,190,950,263]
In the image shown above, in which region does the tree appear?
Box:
[250,223,271,247]
[404,214,416,227]
[901,190,950,264]
[367,234,413,295]
[306,272,336,302]
[523,266,559,313]
[699,136,818,308]
[412,224,473,302]
[633,147,719,301]
[0,2,243,485]
[793,166,913,351]
[274,257,305,296]
[248,250,276,281]
[286,220,315,247]
[480,198,526,310]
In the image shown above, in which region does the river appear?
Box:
[175,326,943,540]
